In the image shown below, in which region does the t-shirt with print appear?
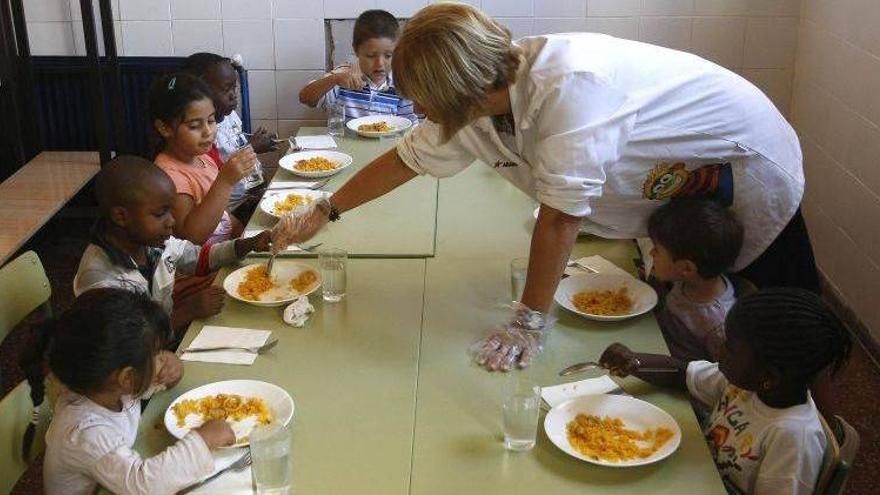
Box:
[686,361,825,495]
[154,152,234,243]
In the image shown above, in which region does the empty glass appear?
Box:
[502,377,541,451]
[319,248,347,302]
[509,257,528,302]
[328,100,345,137]
[250,423,293,495]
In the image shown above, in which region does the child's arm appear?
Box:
[299,65,363,107]
[599,343,689,390]
[171,149,256,244]
[86,420,233,495]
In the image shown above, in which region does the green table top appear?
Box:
[245,129,439,258]
[129,130,724,494]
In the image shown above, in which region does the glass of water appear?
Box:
[232,133,264,189]
[502,377,541,451]
[250,422,293,495]
[319,248,347,302]
[328,100,345,137]
[509,257,528,302]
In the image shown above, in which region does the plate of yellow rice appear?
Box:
[164,380,294,448]
[544,394,681,467]
[259,189,327,219]
[554,273,657,321]
[279,150,353,178]
[223,261,321,307]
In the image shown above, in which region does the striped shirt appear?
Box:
[320,72,417,122]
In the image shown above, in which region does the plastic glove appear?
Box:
[470,303,556,372]
[271,198,330,254]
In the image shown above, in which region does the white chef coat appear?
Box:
[396,34,804,270]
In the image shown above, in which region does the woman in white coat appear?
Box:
[276,3,817,371]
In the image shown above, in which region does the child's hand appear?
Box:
[248,127,278,154]
[599,343,640,377]
[154,351,184,389]
[191,286,226,319]
[195,419,236,449]
[220,146,258,186]
[333,64,364,90]
[235,230,272,256]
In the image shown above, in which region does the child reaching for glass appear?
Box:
[27,289,235,495]
[648,199,744,361]
[149,72,256,244]
[299,9,417,122]
[599,288,852,495]
[73,155,270,334]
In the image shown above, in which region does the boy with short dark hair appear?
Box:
[648,198,744,361]
[74,155,270,333]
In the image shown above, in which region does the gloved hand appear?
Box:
[471,303,555,371]
[271,197,330,254]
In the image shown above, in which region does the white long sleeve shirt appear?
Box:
[43,390,215,495]
[396,33,804,270]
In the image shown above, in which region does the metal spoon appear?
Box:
[184,339,279,355]
[559,360,680,377]
[266,252,277,277]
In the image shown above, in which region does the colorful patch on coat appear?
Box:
[642,162,733,206]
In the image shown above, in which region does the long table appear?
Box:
[131,131,725,494]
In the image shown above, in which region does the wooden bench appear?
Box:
[0,152,100,266]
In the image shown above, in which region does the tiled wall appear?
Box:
[24,0,802,137]
[792,0,880,339]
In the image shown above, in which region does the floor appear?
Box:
[2,208,878,494]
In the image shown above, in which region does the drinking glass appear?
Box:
[319,248,347,302]
[509,257,528,302]
[328,100,345,137]
[250,422,293,495]
[502,377,541,451]
[232,133,264,189]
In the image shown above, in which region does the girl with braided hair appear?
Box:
[600,288,851,495]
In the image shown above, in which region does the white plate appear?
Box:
[555,273,657,321]
[164,380,294,448]
[223,261,321,307]
[544,394,681,467]
[259,189,326,219]
[279,150,353,178]
[346,115,413,138]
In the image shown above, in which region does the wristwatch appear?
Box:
[318,197,341,222]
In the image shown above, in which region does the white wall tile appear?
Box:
[276,70,326,119]
[171,0,221,20]
[746,0,801,17]
[71,0,120,20]
[73,19,123,55]
[325,0,377,19]
[119,0,170,20]
[740,68,793,115]
[539,0,586,17]
[222,20,275,69]
[27,22,76,55]
[26,0,70,22]
[639,17,692,51]
[640,0,695,16]
[497,17,533,40]
[274,0,324,18]
[694,0,750,16]
[221,0,271,19]
[172,20,223,56]
[275,19,325,70]
[121,20,173,55]
[483,0,532,17]
[744,17,799,69]
[586,17,639,40]
[377,0,430,18]
[247,70,278,119]
[691,17,746,68]
[589,0,640,16]
[429,0,479,5]
[533,18,587,35]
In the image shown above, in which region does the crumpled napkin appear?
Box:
[283,296,314,327]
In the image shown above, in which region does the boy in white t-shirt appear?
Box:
[600,289,852,495]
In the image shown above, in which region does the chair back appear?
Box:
[823,415,860,495]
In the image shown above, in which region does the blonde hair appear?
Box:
[393,2,522,141]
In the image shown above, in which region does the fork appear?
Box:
[296,242,322,252]
[178,451,252,494]
[183,339,279,355]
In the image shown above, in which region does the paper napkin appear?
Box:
[180,326,272,365]
[541,376,622,408]
[293,135,337,149]
[563,255,634,278]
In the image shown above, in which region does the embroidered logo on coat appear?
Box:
[163,257,177,274]
[642,162,734,206]
[493,160,518,168]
